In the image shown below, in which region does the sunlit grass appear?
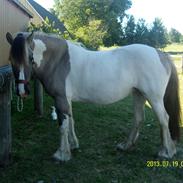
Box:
[164,43,183,53]
[178,73,183,125]
[99,45,118,50]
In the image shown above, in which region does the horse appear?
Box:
[6,31,181,161]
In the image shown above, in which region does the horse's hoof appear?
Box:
[117,143,130,151]
[53,149,71,162]
[117,143,125,151]
[70,142,79,150]
[158,147,176,159]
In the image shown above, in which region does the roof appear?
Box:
[10,0,33,18]
[27,0,66,32]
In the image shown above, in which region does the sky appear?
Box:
[34,0,183,34]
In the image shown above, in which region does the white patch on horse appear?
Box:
[33,39,47,67]
[53,114,71,161]
[66,41,137,104]
[18,66,25,95]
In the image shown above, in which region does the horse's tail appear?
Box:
[164,59,181,141]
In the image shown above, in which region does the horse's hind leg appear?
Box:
[150,99,176,158]
[117,89,145,151]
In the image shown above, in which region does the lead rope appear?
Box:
[17,96,24,112]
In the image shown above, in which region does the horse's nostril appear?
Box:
[20,93,28,98]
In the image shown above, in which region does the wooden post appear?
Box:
[34,78,43,116]
[0,65,12,167]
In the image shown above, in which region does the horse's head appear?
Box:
[6,32,34,97]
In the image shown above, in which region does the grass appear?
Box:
[99,45,118,51]
[163,43,183,53]
[1,88,183,182]
[178,73,183,118]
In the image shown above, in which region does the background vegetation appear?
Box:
[28,0,183,50]
[50,0,183,49]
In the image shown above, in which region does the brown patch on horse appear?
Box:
[33,33,71,115]
[156,50,171,74]
[157,50,181,141]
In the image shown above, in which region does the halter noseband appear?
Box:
[16,79,29,84]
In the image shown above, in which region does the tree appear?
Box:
[123,15,136,44]
[134,18,149,45]
[53,0,132,48]
[169,28,182,43]
[75,20,107,49]
[148,18,168,48]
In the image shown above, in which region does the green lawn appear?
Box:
[1,88,183,182]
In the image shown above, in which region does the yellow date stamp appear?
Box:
[146,160,183,168]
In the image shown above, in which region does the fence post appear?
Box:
[34,78,43,116]
[0,66,12,167]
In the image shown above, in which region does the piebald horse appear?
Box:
[6,32,181,161]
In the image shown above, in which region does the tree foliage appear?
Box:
[54,0,132,48]
[75,20,107,50]
[148,18,168,48]
[27,17,62,35]
[33,1,171,49]
[27,17,72,40]
[122,16,168,48]
[169,28,182,43]
[123,15,136,44]
[134,18,149,45]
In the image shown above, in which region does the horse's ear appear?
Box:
[6,32,13,45]
[27,31,34,43]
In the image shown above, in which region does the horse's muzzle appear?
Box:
[15,80,30,97]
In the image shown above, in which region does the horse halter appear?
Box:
[16,79,29,85]
[15,47,35,87]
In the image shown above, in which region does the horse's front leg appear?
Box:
[53,97,71,161]
[68,105,79,150]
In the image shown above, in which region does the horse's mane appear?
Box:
[11,33,25,65]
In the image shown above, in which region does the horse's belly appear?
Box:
[72,81,132,104]
[91,88,132,104]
